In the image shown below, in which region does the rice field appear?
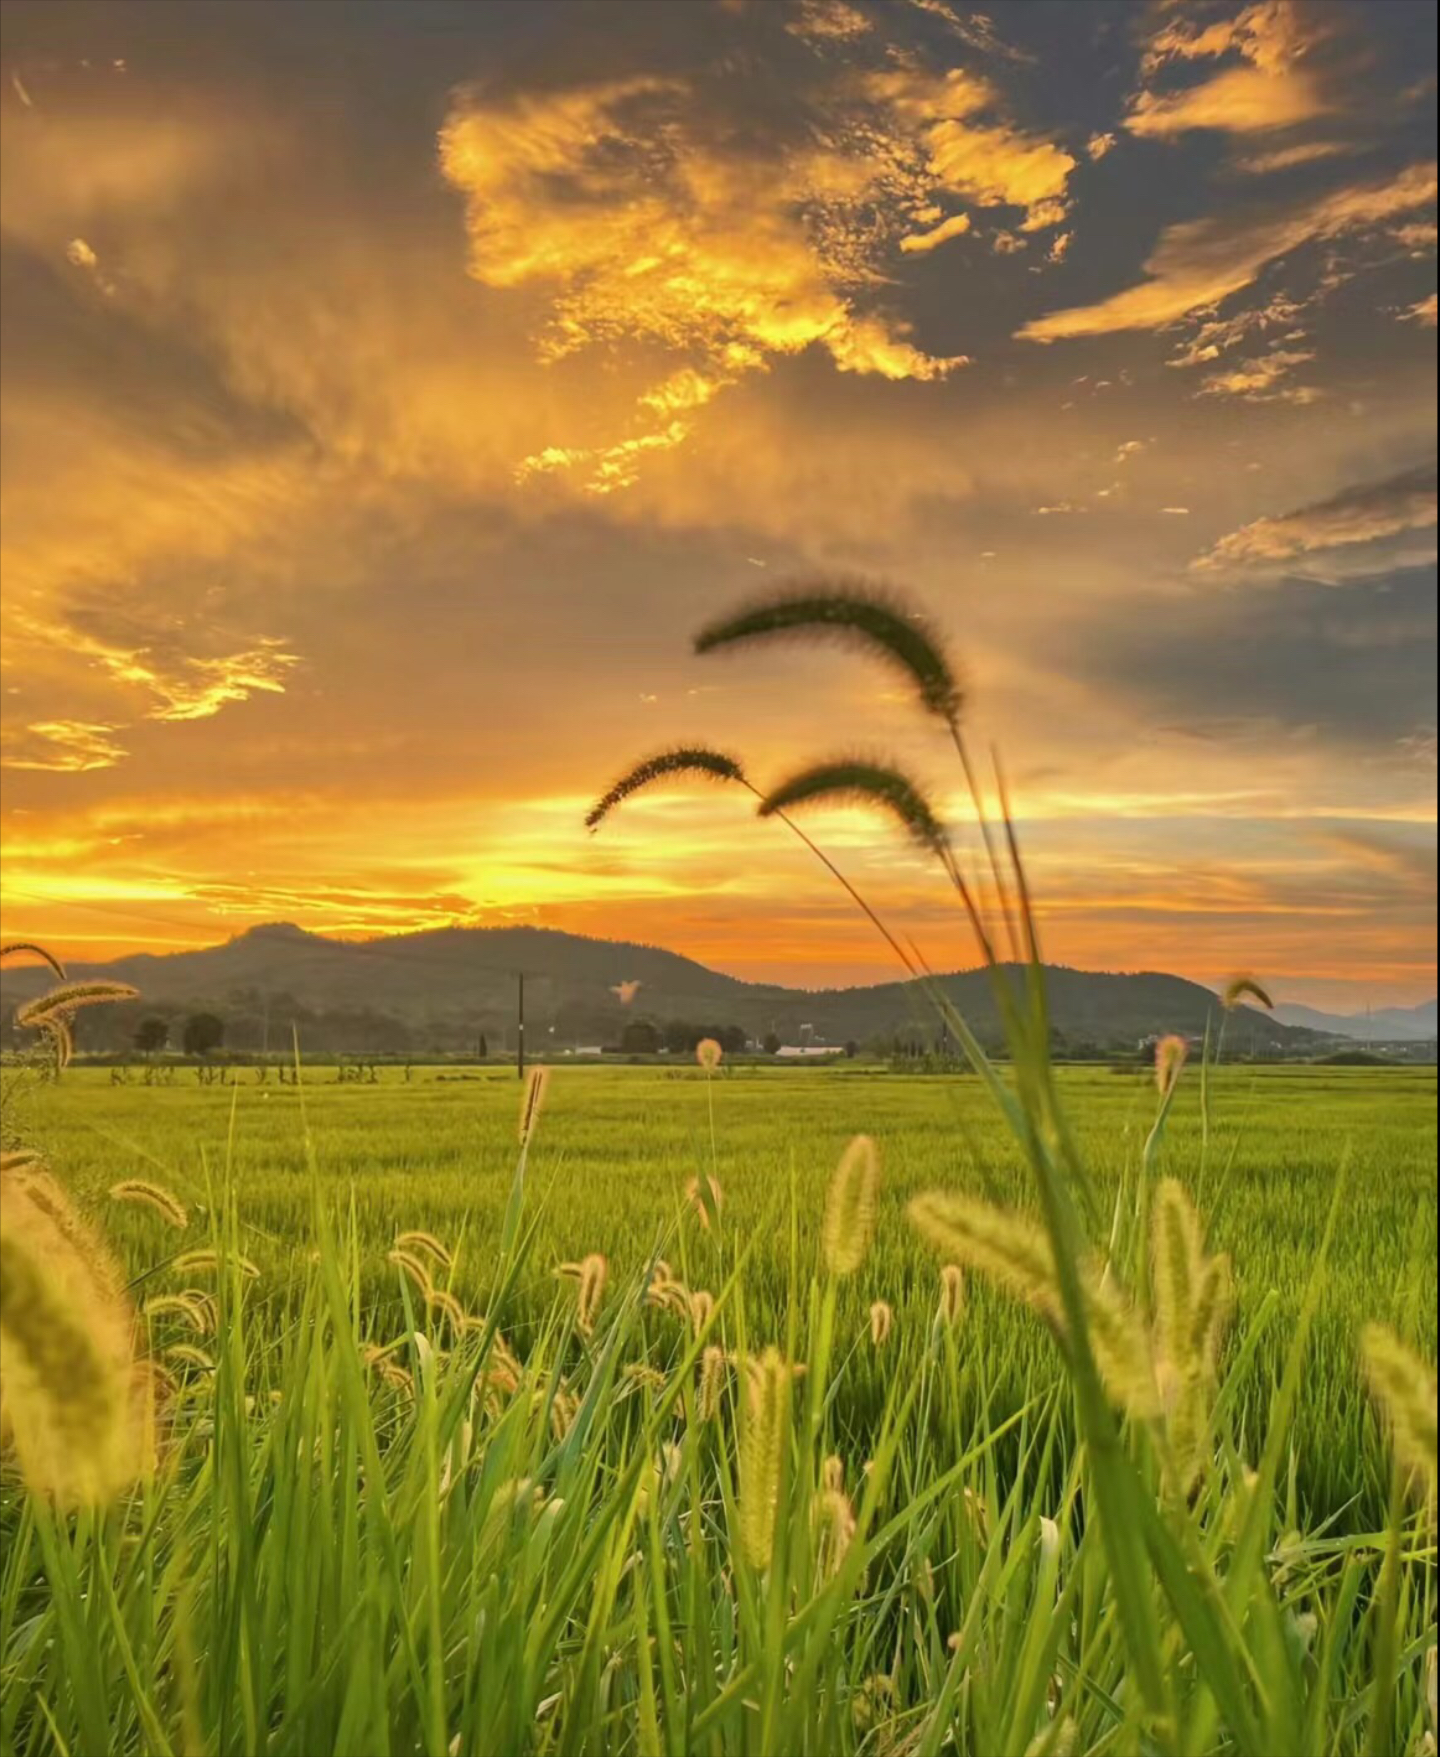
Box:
[1,1056,1435,1755]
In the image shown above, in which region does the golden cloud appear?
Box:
[1019,161,1437,340]
[1196,346,1319,402]
[439,59,1074,489]
[0,720,128,773]
[1193,462,1439,578]
[1128,0,1331,140]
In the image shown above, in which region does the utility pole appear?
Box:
[517,971,525,1081]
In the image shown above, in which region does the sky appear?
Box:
[0,0,1435,1008]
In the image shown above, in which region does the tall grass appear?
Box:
[1,582,1435,1753]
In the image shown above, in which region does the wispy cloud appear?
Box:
[1019,162,1437,340]
[1193,462,1439,579]
[0,720,128,773]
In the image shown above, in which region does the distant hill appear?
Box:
[0,921,1325,1056]
[1272,998,1438,1043]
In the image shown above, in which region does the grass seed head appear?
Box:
[685,1174,724,1231]
[823,1134,881,1276]
[812,1484,857,1581]
[759,758,950,858]
[585,746,748,831]
[395,1230,454,1270]
[699,1345,728,1419]
[518,1066,551,1148]
[740,1348,792,1571]
[109,1179,189,1229]
[1222,974,1274,1011]
[693,582,964,728]
[695,1037,723,1071]
[869,1299,893,1346]
[1361,1323,1438,1506]
[386,1249,434,1299]
[426,1289,468,1333]
[937,1263,966,1327]
[576,1253,609,1336]
[0,1173,150,1506]
[1155,1034,1189,1096]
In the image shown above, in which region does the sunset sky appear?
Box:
[0,0,1435,1008]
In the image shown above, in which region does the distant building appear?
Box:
[776,1044,844,1058]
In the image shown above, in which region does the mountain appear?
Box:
[1,921,1325,1055]
[1272,998,1438,1043]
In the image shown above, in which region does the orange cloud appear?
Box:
[0,720,128,773]
[1197,346,1320,402]
[1019,162,1437,340]
[439,57,1074,490]
[1194,463,1438,578]
[1128,0,1332,140]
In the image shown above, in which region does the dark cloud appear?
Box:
[1072,564,1437,745]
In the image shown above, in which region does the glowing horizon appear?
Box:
[1,0,1435,1013]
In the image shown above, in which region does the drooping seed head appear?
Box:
[15,980,140,1027]
[0,942,67,978]
[164,1344,215,1374]
[868,1299,893,1347]
[386,1249,434,1299]
[758,759,949,859]
[109,1179,188,1229]
[689,1289,716,1333]
[937,1263,965,1327]
[823,1134,881,1276]
[1221,975,1273,1012]
[395,1230,454,1270]
[685,1174,724,1231]
[585,746,748,832]
[694,582,964,729]
[695,1037,723,1071]
[171,1249,260,1280]
[426,1288,468,1333]
[908,1190,1157,1417]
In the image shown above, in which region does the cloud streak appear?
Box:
[1193,463,1439,579]
[1018,162,1437,340]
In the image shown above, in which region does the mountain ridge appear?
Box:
[0,919,1370,1055]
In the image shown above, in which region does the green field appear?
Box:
[3,1057,1436,1754]
[20,1060,1437,1518]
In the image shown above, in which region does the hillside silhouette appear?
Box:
[0,921,1327,1054]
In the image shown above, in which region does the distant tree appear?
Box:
[479,1032,489,1059]
[762,1031,781,1056]
[844,1039,858,1059]
[182,1012,225,1057]
[135,1016,169,1055]
[620,1019,662,1055]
